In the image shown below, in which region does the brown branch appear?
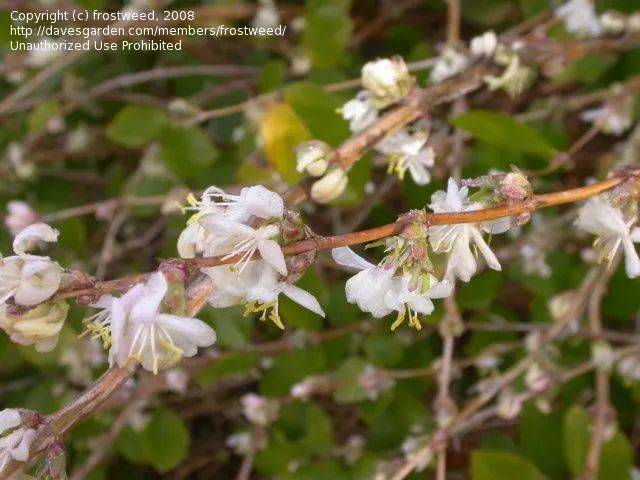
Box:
[50,172,630,302]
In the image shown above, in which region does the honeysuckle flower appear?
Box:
[555,0,602,38]
[198,217,287,276]
[428,179,502,282]
[0,409,36,472]
[205,261,324,329]
[332,247,397,318]
[88,272,216,374]
[164,368,189,394]
[470,31,498,58]
[575,197,640,278]
[524,362,549,392]
[361,57,414,106]
[340,91,378,133]
[310,168,348,203]
[484,46,533,98]
[0,301,68,352]
[580,103,633,136]
[5,201,37,237]
[592,341,615,371]
[430,47,469,84]
[0,223,62,307]
[295,140,331,177]
[386,274,453,330]
[377,130,435,185]
[183,185,284,225]
[241,393,279,426]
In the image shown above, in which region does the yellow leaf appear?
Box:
[259,102,311,183]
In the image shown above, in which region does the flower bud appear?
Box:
[5,201,38,237]
[599,11,626,34]
[295,140,331,177]
[470,30,498,58]
[310,168,348,203]
[0,301,69,352]
[525,362,549,393]
[496,390,523,419]
[592,340,615,372]
[361,56,414,106]
[496,171,532,201]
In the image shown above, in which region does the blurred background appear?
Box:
[1,0,640,478]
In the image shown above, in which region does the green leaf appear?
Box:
[562,404,633,480]
[471,450,545,480]
[563,405,590,477]
[143,408,190,472]
[303,4,352,67]
[159,125,217,181]
[285,81,349,145]
[452,110,557,158]
[363,331,405,367]
[106,105,169,148]
[333,357,369,404]
[260,347,326,396]
[519,405,568,478]
[195,351,259,386]
[259,102,311,183]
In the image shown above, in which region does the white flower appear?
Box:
[310,168,348,203]
[628,13,640,33]
[524,362,549,392]
[0,223,62,307]
[184,185,284,225]
[385,274,453,330]
[0,409,36,472]
[88,272,216,374]
[295,140,330,177]
[580,104,633,136]
[361,57,413,106]
[340,91,378,133]
[0,301,68,352]
[332,247,396,318]
[199,217,288,276]
[483,47,533,98]
[555,0,602,38]
[377,130,435,185]
[241,393,279,426]
[428,179,502,282]
[470,31,498,58]
[575,197,640,278]
[290,375,329,400]
[205,261,324,329]
[5,202,37,237]
[430,47,469,84]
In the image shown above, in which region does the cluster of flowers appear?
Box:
[296,35,537,204]
[177,185,325,329]
[0,223,66,352]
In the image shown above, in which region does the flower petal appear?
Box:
[156,314,217,347]
[257,239,288,276]
[129,273,167,323]
[282,284,325,317]
[622,235,640,279]
[13,223,59,256]
[0,409,21,435]
[331,247,375,271]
